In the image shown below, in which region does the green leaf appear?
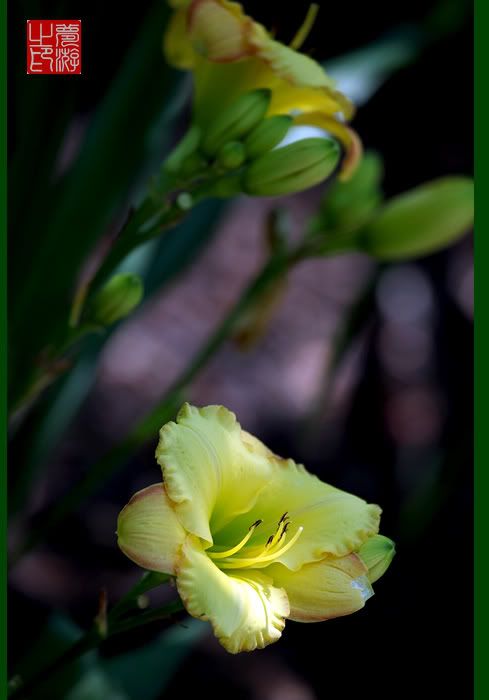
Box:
[104,619,208,700]
[66,670,129,700]
[10,0,181,398]
[12,615,91,700]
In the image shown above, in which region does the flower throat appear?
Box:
[209,513,303,570]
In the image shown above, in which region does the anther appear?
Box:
[219,526,304,569]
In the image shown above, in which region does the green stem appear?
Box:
[8,572,181,700]
[8,632,99,700]
[108,571,170,620]
[9,324,102,428]
[8,145,216,421]
[8,186,188,423]
[85,195,183,298]
[11,251,291,564]
[300,266,381,448]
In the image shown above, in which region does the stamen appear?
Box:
[209,520,262,560]
[289,4,320,51]
[219,527,304,569]
[265,513,290,550]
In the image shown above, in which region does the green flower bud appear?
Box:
[164,125,202,175]
[202,89,271,156]
[358,535,396,583]
[216,141,246,170]
[319,151,384,232]
[89,273,144,326]
[359,176,474,260]
[244,115,293,160]
[242,138,341,197]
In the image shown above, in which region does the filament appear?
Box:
[290,4,320,51]
[219,526,304,569]
[209,520,262,560]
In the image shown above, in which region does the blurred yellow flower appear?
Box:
[118,404,394,653]
[164,0,361,178]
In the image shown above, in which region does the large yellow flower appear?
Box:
[164,0,361,178]
[117,404,394,653]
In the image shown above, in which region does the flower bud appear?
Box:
[201,89,271,156]
[319,151,383,233]
[359,177,474,260]
[216,141,246,170]
[242,138,341,197]
[164,125,202,175]
[89,273,144,326]
[358,535,396,583]
[244,115,293,160]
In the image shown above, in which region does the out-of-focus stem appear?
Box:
[8,572,181,700]
[300,266,381,448]
[8,146,214,422]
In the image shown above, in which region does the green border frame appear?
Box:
[1,0,7,692]
[0,1,481,698]
[475,1,485,699]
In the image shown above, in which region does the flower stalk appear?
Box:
[8,572,182,700]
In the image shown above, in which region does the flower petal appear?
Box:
[187,0,259,63]
[256,39,353,119]
[183,0,353,127]
[164,7,196,70]
[268,554,373,622]
[218,457,381,570]
[155,404,274,544]
[117,484,185,574]
[176,536,290,653]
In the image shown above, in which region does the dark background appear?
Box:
[9,1,473,698]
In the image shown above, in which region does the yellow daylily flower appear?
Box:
[117,404,394,653]
[163,0,361,178]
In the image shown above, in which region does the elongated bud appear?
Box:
[319,151,383,233]
[89,273,144,326]
[359,177,474,260]
[244,115,293,160]
[358,535,396,583]
[242,138,341,197]
[202,89,271,156]
[164,125,202,175]
[216,141,246,170]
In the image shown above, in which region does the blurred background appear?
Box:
[8,0,473,698]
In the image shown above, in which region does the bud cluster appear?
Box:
[87,273,144,327]
[164,89,343,198]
